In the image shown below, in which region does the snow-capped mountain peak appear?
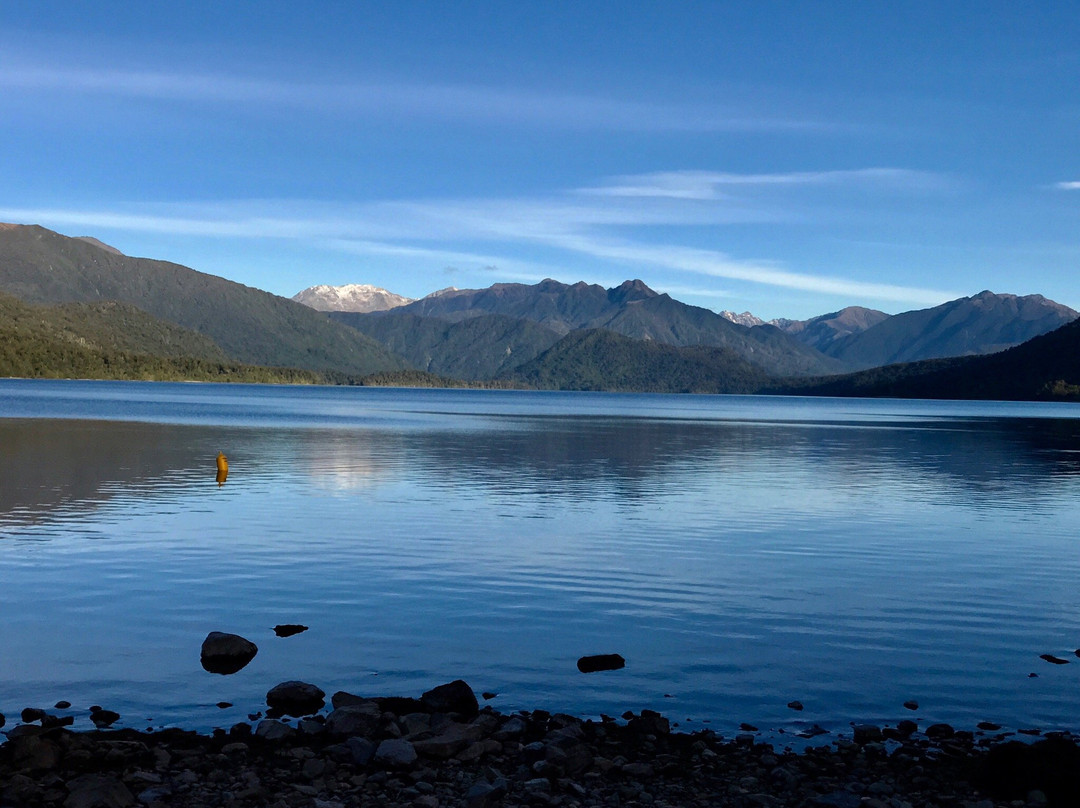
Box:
[292,284,415,313]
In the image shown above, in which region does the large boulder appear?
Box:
[200,632,258,675]
[374,738,418,768]
[266,681,325,717]
[324,703,381,738]
[420,680,478,717]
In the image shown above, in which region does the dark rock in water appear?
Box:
[273,624,308,637]
[1019,727,1043,736]
[331,690,369,710]
[481,691,497,700]
[266,681,325,717]
[200,631,258,675]
[89,708,120,728]
[797,724,829,739]
[925,723,954,740]
[0,712,5,729]
[740,723,758,732]
[896,719,918,736]
[216,702,232,709]
[853,724,883,744]
[21,707,46,723]
[421,680,479,717]
[629,710,670,736]
[787,701,804,711]
[903,700,919,710]
[1039,653,1070,665]
[576,653,625,673]
[54,701,71,710]
[980,736,1080,805]
[41,715,74,730]
[1029,672,1039,677]
[978,721,1002,731]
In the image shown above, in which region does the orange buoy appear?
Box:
[216,452,229,485]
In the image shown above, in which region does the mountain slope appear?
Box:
[0,224,405,376]
[780,315,1080,400]
[823,291,1077,370]
[507,329,771,393]
[779,306,892,353]
[397,278,843,376]
[330,310,561,380]
[0,291,323,383]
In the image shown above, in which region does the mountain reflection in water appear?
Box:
[1,381,1080,739]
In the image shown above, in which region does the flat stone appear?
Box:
[273,624,309,637]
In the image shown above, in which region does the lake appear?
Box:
[2,379,1080,743]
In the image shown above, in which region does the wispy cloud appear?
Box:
[0,62,826,133]
[580,169,953,199]
[1055,181,1080,190]
[0,164,959,308]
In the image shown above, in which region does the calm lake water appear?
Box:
[2,379,1080,742]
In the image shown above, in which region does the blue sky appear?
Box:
[1,2,1077,320]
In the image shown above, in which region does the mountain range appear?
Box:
[1,223,1078,400]
[0,224,403,377]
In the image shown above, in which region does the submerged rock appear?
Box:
[200,631,258,675]
[89,709,120,728]
[273,624,308,637]
[266,680,325,716]
[1040,653,1070,665]
[576,654,625,673]
[787,701,804,711]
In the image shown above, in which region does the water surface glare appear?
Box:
[2,379,1080,740]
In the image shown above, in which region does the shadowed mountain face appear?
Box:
[506,328,771,393]
[0,224,405,376]
[330,310,562,380]
[393,278,843,377]
[820,292,1078,370]
[784,316,1080,400]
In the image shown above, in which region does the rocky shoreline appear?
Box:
[3,679,1079,808]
